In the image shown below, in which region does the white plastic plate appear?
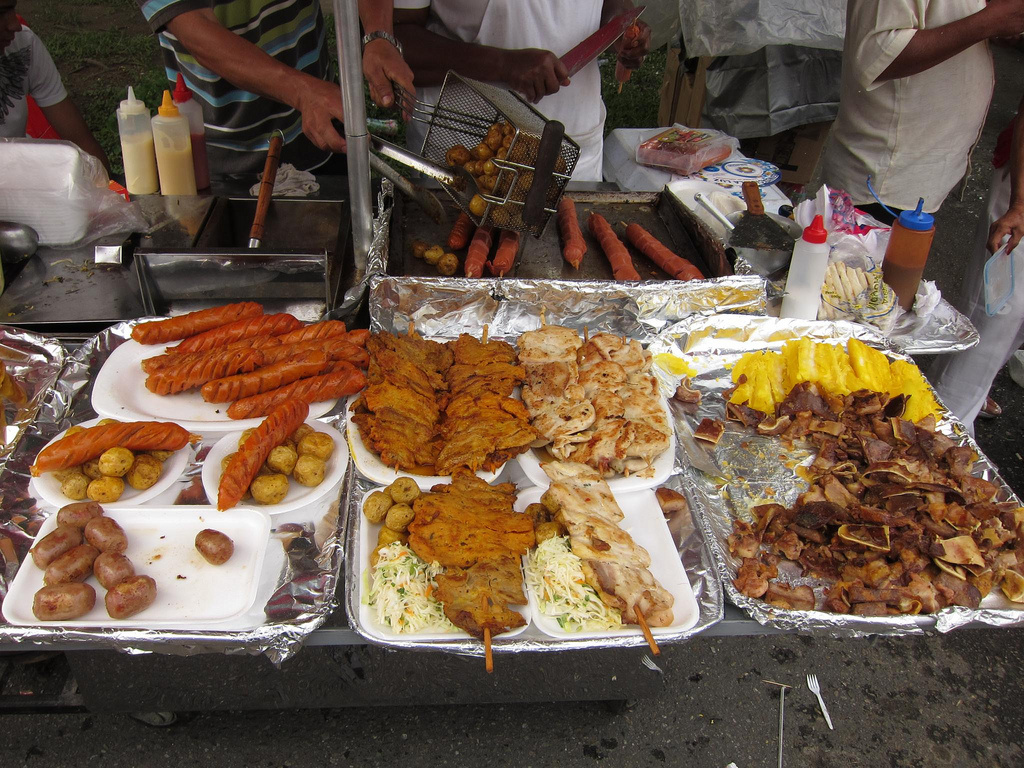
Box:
[91,338,336,434]
[345,395,503,491]
[29,417,192,510]
[356,487,529,642]
[201,419,348,514]
[2,505,270,628]
[515,397,677,493]
[518,486,699,640]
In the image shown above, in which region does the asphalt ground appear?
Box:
[3,44,1024,768]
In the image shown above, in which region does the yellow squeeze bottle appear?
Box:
[151,90,197,196]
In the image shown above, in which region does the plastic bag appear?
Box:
[635,125,739,176]
[0,138,146,247]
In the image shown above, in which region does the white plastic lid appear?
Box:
[118,87,148,118]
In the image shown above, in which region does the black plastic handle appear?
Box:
[523,120,565,228]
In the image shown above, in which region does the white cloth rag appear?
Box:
[249,163,319,197]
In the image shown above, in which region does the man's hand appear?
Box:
[986,0,1024,38]
[615,21,651,70]
[363,37,415,112]
[503,49,570,103]
[295,76,347,153]
[988,204,1024,254]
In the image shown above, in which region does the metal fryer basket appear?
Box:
[414,73,580,236]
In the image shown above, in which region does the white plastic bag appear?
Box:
[0,138,146,246]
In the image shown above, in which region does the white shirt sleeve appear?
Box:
[26,29,67,108]
[846,0,919,91]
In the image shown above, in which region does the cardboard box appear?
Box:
[658,49,709,129]
[748,121,833,186]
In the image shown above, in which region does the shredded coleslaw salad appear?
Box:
[525,536,622,632]
[365,543,457,634]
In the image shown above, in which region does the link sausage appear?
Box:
[105,575,157,619]
[173,313,302,354]
[33,583,96,621]
[131,302,263,345]
[218,400,309,509]
[258,337,369,368]
[487,229,520,277]
[43,544,100,586]
[624,223,703,281]
[447,212,474,250]
[145,348,265,395]
[32,422,193,476]
[30,525,83,568]
[588,213,640,281]
[263,320,348,346]
[55,501,105,529]
[84,516,128,554]
[200,352,330,403]
[226,364,367,420]
[556,198,586,269]
[94,552,135,590]
[464,225,492,278]
[195,529,234,565]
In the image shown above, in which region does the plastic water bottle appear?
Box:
[780,214,830,320]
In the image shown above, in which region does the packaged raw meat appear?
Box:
[635,125,738,176]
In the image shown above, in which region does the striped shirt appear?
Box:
[137,0,333,174]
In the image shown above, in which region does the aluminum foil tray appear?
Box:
[0,321,349,664]
[342,321,724,657]
[649,314,1024,635]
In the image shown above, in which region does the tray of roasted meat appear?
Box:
[387,188,732,282]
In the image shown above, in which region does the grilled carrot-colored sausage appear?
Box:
[464,225,493,278]
[260,320,347,347]
[556,198,586,269]
[226,364,367,420]
[259,337,369,368]
[487,229,520,277]
[624,223,703,281]
[588,213,640,281]
[145,348,265,395]
[172,313,301,354]
[32,422,193,476]
[218,400,309,509]
[447,212,475,250]
[131,302,263,345]
[340,329,370,347]
[200,352,331,403]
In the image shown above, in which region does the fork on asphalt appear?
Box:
[806,673,834,730]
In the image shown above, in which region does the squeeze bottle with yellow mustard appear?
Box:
[116,87,158,195]
[151,90,197,196]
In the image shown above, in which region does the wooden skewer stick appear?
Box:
[583,325,590,343]
[635,606,660,656]
[482,324,489,344]
[484,628,494,674]
[540,307,547,326]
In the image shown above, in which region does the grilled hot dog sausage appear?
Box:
[30,525,83,569]
[44,544,100,586]
[33,583,96,621]
[94,552,136,590]
[84,516,128,554]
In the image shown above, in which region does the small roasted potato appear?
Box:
[291,423,315,444]
[250,474,289,505]
[126,454,162,491]
[84,516,128,554]
[502,122,515,137]
[64,425,87,438]
[535,521,562,544]
[94,552,135,590]
[496,147,508,160]
[256,462,275,476]
[471,142,493,161]
[87,476,125,503]
[30,525,83,569]
[97,419,120,426]
[293,455,326,487]
[387,477,420,504]
[482,159,497,176]
[105,575,157,620]
[363,490,393,523]
[33,583,96,621]
[82,458,103,481]
[60,471,90,501]
[55,501,104,529]
[463,160,480,176]
[410,239,429,259]
[43,544,99,586]
[146,450,174,462]
[485,133,503,152]
[267,444,299,475]
[297,432,335,461]
[469,194,487,217]
[195,529,234,565]
[437,253,458,276]
[238,428,256,449]
[446,144,471,166]
[524,502,550,526]
[385,503,415,532]
[541,491,560,515]
[377,526,406,548]
[423,245,444,266]
[477,175,496,193]
[221,452,238,473]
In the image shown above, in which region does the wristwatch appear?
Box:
[362,30,404,57]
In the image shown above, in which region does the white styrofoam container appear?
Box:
[0,138,104,245]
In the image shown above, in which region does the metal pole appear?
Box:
[333,0,373,261]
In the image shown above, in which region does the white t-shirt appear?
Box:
[822,0,994,212]
[0,28,68,138]
[395,0,606,180]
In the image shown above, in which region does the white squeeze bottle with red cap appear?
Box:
[173,73,210,190]
[151,90,197,196]
[780,214,830,320]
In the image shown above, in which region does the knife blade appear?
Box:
[676,414,724,478]
[560,6,645,78]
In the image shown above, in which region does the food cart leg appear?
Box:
[332,0,374,262]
